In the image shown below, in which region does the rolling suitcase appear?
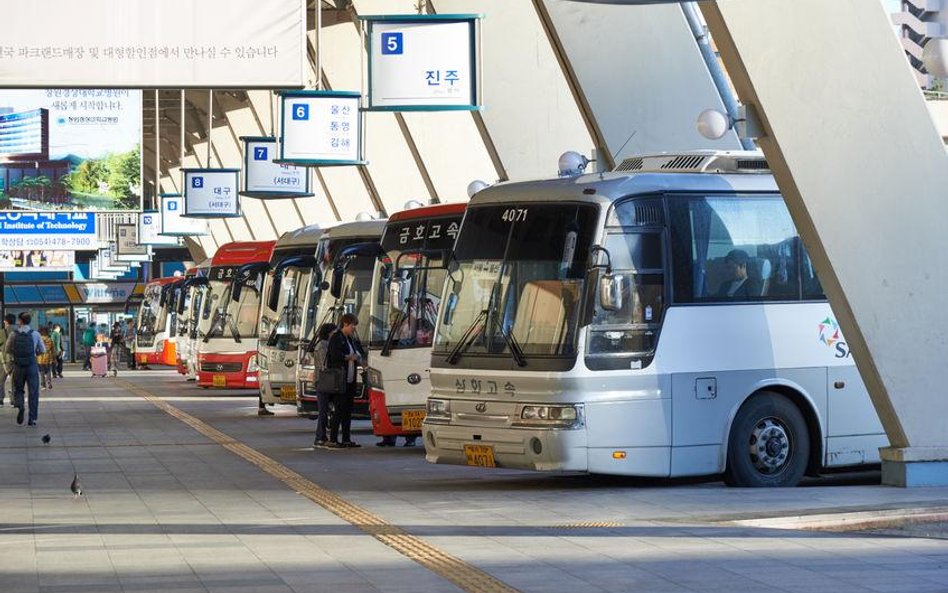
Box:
[90,345,109,378]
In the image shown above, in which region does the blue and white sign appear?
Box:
[182,169,241,218]
[0,212,96,249]
[138,210,179,246]
[159,194,208,237]
[241,136,313,198]
[364,15,480,111]
[278,91,363,166]
[76,282,138,304]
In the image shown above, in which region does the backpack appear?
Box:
[13,330,36,367]
[82,326,96,347]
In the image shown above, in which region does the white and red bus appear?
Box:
[135,276,182,367]
[173,260,210,378]
[366,203,465,441]
[196,241,276,389]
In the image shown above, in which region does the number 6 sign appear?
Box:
[277,90,364,166]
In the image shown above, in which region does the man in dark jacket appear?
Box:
[6,312,46,426]
[325,313,366,448]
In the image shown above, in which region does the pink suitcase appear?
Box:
[90,345,110,378]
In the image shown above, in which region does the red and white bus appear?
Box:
[173,260,210,377]
[135,276,183,367]
[196,241,276,389]
[366,203,465,441]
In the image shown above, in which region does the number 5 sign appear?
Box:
[277,90,364,166]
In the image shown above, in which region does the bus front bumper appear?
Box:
[423,423,588,472]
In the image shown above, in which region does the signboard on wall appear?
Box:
[76,282,138,304]
[160,194,209,236]
[183,169,240,217]
[138,210,179,246]
[364,15,480,111]
[0,89,142,212]
[0,0,306,88]
[0,250,74,272]
[278,91,363,165]
[0,212,96,249]
[241,136,312,198]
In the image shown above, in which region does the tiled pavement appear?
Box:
[0,368,946,593]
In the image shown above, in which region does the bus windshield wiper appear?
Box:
[499,324,527,367]
[228,314,242,343]
[381,307,409,357]
[446,309,488,365]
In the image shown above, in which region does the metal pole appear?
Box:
[315,1,322,89]
[180,90,185,169]
[207,89,213,166]
[154,89,160,203]
[681,2,754,150]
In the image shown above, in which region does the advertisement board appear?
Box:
[278,91,363,165]
[241,137,312,198]
[364,15,480,111]
[0,212,96,249]
[138,210,179,246]
[0,250,74,272]
[160,194,209,236]
[183,169,241,217]
[0,0,306,88]
[0,89,142,212]
[76,283,138,304]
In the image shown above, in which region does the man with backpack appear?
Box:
[5,312,46,426]
[81,321,97,370]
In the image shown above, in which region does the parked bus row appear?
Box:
[133,151,888,487]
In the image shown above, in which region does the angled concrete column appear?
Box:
[702,0,948,486]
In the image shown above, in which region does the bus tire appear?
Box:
[724,391,809,488]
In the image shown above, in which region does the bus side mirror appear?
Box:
[330,266,344,299]
[389,277,410,313]
[176,294,187,315]
[599,273,625,312]
[232,281,243,302]
[267,273,282,312]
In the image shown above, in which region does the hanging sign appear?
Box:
[114,223,152,262]
[363,15,480,111]
[0,0,306,88]
[0,89,142,212]
[277,91,363,166]
[98,245,130,273]
[0,250,75,272]
[0,212,96,249]
[89,258,118,280]
[182,169,241,217]
[240,136,313,198]
[138,210,179,246]
[160,194,208,236]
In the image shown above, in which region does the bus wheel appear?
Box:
[724,392,809,488]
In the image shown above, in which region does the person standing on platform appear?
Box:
[7,312,46,426]
[326,313,365,449]
[311,323,336,448]
[50,324,63,379]
[81,322,97,370]
[0,314,16,406]
[37,327,54,390]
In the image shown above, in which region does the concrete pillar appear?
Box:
[702,0,948,486]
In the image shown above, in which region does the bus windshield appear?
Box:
[263,267,310,351]
[198,280,231,339]
[137,287,166,346]
[433,203,599,360]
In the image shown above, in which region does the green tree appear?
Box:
[105,146,141,208]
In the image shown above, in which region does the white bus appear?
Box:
[423,151,886,487]
[296,220,385,418]
[257,224,323,409]
[366,203,465,443]
[173,259,210,380]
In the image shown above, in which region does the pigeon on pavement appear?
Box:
[41,434,50,445]
[70,474,82,497]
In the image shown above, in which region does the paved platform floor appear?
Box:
[1,368,946,593]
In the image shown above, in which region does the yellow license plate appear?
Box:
[401,409,426,432]
[463,444,496,468]
[280,385,297,401]
[212,374,226,387]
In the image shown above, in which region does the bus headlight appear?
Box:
[257,354,268,370]
[427,398,450,421]
[364,367,383,390]
[515,404,583,428]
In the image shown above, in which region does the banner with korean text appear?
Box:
[183,169,240,217]
[363,15,481,111]
[0,0,306,88]
[0,212,96,249]
[278,91,363,166]
[241,137,312,198]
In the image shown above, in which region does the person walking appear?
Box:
[311,323,337,448]
[0,314,16,406]
[123,320,137,369]
[81,322,97,370]
[50,323,63,379]
[7,312,46,426]
[37,327,54,390]
[109,322,124,375]
[326,313,365,449]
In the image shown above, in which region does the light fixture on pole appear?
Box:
[696,104,763,142]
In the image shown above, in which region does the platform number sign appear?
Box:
[241,137,312,198]
[382,32,403,55]
[254,146,268,161]
[192,176,204,189]
[168,200,178,211]
[292,103,309,120]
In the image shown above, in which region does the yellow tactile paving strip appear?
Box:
[118,379,521,593]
